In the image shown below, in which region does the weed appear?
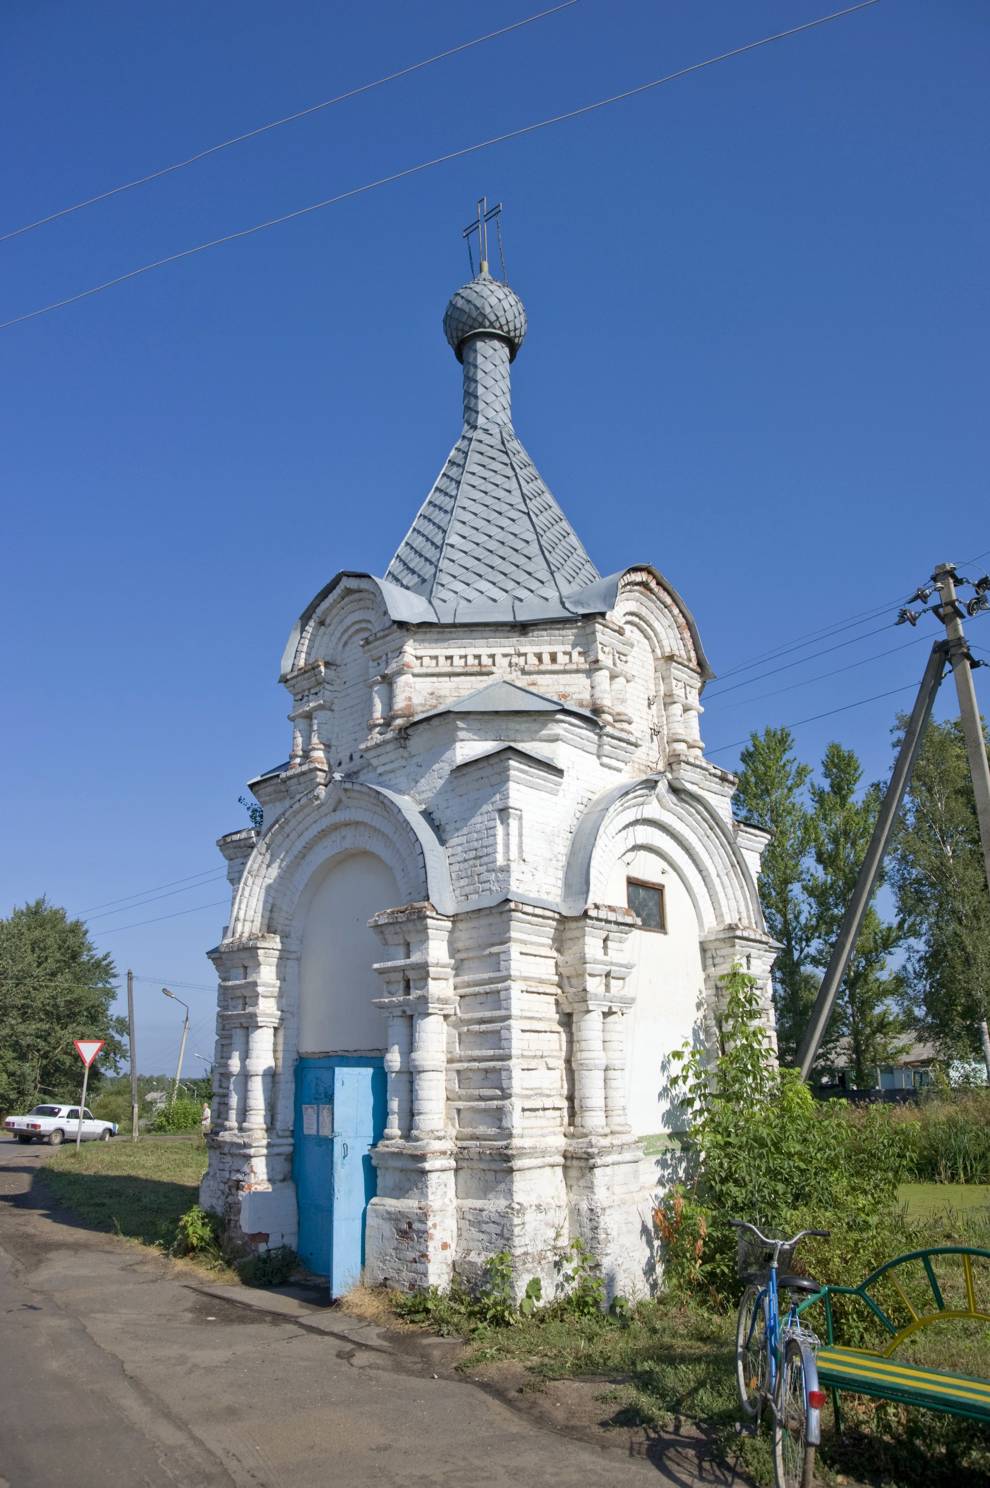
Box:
[239,1245,298,1287]
[553,1237,606,1316]
[171,1203,223,1259]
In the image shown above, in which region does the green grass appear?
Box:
[899,1182,990,1220]
[42,1135,208,1249]
[453,1293,990,1487]
[387,1204,990,1488]
[465,1298,775,1483]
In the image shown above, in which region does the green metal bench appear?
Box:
[796,1246,990,1426]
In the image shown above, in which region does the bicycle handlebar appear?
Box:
[729,1219,830,1250]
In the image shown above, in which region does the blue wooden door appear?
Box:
[329,1064,385,1297]
[293,1057,385,1294]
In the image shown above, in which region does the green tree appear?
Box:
[0,899,125,1114]
[805,743,905,1086]
[889,715,990,1074]
[734,727,818,1062]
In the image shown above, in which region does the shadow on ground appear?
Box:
[28,1161,195,1247]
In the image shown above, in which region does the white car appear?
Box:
[4,1104,117,1145]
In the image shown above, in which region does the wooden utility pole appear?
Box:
[931,563,990,1078]
[798,559,990,1082]
[127,968,139,1141]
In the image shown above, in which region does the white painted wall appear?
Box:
[606,847,706,1138]
[298,850,398,1054]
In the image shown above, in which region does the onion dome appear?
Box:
[443,268,527,363]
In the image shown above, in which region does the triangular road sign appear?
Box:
[74,1039,104,1068]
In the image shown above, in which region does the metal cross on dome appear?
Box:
[463,196,508,280]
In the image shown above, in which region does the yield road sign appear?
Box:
[74,1039,104,1068]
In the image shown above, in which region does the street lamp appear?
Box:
[162,988,190,1106]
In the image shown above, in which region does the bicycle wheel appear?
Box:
[735,1283,769,1419]
[772,1339,816,1488]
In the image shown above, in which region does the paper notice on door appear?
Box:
[318,1104,333,1138]
[302,1104,317,1135]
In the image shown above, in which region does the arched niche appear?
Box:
[606,845,705,1141]
[298,850,399,1056]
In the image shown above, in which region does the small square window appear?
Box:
[627,878,667,932]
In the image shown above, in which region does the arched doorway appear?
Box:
[294,850,395,1291]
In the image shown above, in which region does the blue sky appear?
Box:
[2,1,987,1073]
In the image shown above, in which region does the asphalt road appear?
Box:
[0,1142,733,1488]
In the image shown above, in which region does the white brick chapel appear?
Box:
[201,223,775,1299]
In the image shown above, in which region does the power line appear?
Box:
[95,899,230,935]
[706,617,897,698]
[706,682,918,758]
[131,974,216,993]
[712,541,987,686]
[78,868,221,915]
[0,1,882,335]
[85,874,227,922]
[0,2,580,245]
[709,631,930,711]
[713,594,908,684]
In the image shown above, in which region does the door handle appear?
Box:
[342,1141,348,1159]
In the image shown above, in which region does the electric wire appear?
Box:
[707,609,990,756]
[713,593,909,683]
[706,617,898,699]
[715,542,987,687]
[95,899,231,935]
[706,682,919,758]
[78,868,223,915]
[85,874,227,922]
[710,631,931,711]
[130,974,217,993]
[0,1,881,334]
[0,2,580,245]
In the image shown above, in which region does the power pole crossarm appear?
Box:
[797,641,948,1079]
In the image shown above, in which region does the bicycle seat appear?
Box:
[779,1273,822,1295]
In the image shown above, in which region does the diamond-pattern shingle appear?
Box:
[386,272,599,619]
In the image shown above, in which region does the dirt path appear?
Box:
[0,1141,748,1488]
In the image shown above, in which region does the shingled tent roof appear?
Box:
[385,267,600,624]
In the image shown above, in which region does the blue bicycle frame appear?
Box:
[732,1218,830,1452]
[748,1261,795,1394]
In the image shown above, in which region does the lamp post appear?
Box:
[162,988,190,1107]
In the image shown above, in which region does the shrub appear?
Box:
[662,966,908,1300]
[89,1089,135,1134]
[151,1097,203,1133]
[239,1245,298,1288]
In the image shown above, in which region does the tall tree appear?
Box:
[733,727,817,1062]
[0,899,125,1114]
[805,743,906,1086]
[889,715,990,1074]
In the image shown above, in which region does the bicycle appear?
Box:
[730,1219,830,1488]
